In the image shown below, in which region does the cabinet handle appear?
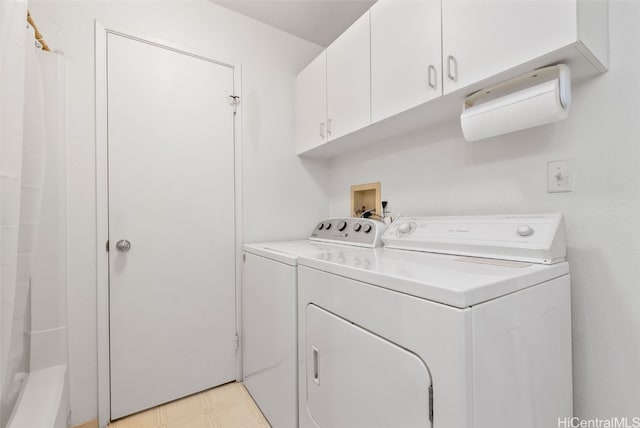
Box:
[327,118,332,136]
[320,122,325,138]
[447,55,457,81]
[312,346,320,385]
[428,65,437,89]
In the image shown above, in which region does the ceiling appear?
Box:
[210,0,377,47]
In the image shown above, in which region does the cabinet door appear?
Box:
[371,0,442,122]
[295,51,327,154]
[442,0,576,94]
[327,12,371,141]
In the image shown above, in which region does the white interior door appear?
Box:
[107,33,237,419]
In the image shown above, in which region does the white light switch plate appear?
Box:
[547,160,572,193]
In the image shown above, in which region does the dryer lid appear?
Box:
[297,247,569,308]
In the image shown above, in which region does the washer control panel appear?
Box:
[310,218,387,248]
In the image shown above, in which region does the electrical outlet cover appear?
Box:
[547,160,572,193]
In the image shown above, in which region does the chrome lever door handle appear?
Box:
[116,239,131,252]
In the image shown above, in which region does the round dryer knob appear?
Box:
[363,224,373,234]
[398,222,412,235]
[317,223,324,230]
[337,220,347,231]
[353,223,362,232]
[325,222,332,230]
[517,225,534,237]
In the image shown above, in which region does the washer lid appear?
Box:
[383,213,566,265]
[243,240,356,266]
[297,247,569,308]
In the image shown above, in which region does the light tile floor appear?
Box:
[108,382,271,428]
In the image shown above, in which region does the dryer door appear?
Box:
[305,304,432,428]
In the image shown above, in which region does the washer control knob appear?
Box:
[363,224,373,234]
[517,225,534,237]
[325,222,332,230]
[318,223,324,230]
[337,220,347,231]
[398,222,412,235]
[353,223,362,232]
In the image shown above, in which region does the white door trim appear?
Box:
[94,21,243,428]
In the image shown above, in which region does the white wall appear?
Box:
[328,0,640,418]
[28,1,328,424]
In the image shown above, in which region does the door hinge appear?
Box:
[234,333,240,351]
[229,95,240,113]
[242,253,246,263]
[429,384,434,423]
[106,240,109,252]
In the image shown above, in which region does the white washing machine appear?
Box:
[297,214,572,428]
[242,218,386,428]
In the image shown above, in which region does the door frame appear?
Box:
[95,21,244,428]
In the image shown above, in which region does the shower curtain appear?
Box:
[0,1,48,425]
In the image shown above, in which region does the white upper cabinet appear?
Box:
[442,0,599,94]
[295,0,608,157]
[371,0,442,122]
[295,51,327,154]
[326,12,371,142]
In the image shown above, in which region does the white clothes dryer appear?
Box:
[242,218,386,428]
[297,214,572,428]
